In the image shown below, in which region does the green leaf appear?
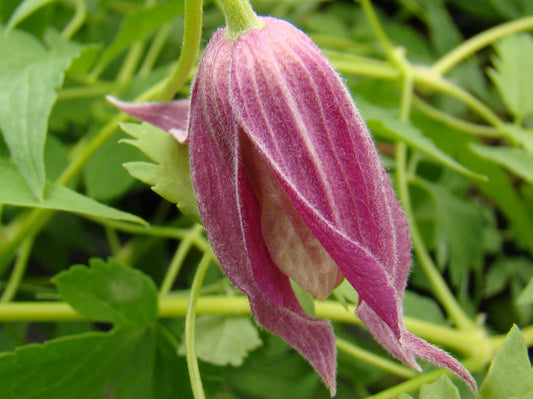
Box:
[478,325,533,399]
[420,376,461,399]
[97,0,183,70]
[0,27,82,199]
[360,103,486,180]
[470,144,533,183]
[83,131,143,201]
[53,258,158,326]
[517,276,533,305]
[119,122,200,222]
[404,291,446,325]
[5,0,54,30]
[0,159,146,225]
[0,327,143,399]
[489,34,533,121]
[178,315,262,367]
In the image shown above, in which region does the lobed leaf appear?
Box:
[53,258,158,326]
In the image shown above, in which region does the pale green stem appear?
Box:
[1,238,34,303]
[396,143,476,331]
[218,0,263,39]
[159,224,204,297]
[358,0,396,60]
[366,368,447,399]
[138,23,173,77]
[57,85,118,101]
[61,0,87,39]
[324,50,400,80]
[336,338,416,379]
[185,251,213,399]
[116,42,146,83]
[159,0,203,100]
[104,226,121,257]
[433,15,533,75]
[412,96,500,138]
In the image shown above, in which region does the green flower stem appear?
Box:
[104,226,121,256]
[159,224,204,297]
[336,337,416,379]
[185,251,213,399]
[433,15,533,75]
[138,23,174,77]
[61,0,87,39]
[1,238,34,303]
[366,368,447,399]
[218,0,263,40]
[116,41,146,83]
[396,142,477,331]
[159,0,203,101]
[57,84,118,100]
[324,50,401,80]
[412,96,500,138]
[358,0,396,61]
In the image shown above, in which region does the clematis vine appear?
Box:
[110,5,476,396]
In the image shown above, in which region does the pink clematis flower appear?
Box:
[110,16,476,395]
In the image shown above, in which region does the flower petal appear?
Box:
[188,29,337,395]
[107,96,190,143]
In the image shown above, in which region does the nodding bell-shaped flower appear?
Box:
[110,15,476,396]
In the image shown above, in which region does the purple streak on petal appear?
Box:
[229,17,402,334]
[188,29,337,395]
[107,96,190,143]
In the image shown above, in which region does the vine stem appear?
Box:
[158,0,203,101]
[185,251,213,399]
[433,15,533,75]
[159,224,204,297]
[1,238,34,303]
[61,0,87,39]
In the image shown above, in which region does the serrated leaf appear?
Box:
[489,34,533,121]
[97,0,183,69]
[0,26,82,199]
[420,376,461,399]
[0,327,143,399]
[53,258,158,326]
[360,102,485,180]
[83,131,142,201]
[478,325,533,399]
[119,122,200,222]
[414,178,485,290]
[0,159,146,225]
[178,315,262,367]
[6,0,54,30]
[470,144,533,183]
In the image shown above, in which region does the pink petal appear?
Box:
[188,30,337,395]
[107,96,190,143]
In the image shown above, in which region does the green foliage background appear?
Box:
[0,0,533,398]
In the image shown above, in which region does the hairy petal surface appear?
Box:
[107,96,190,143]
[188,29,337,395]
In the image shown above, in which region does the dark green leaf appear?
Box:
[53,258,158,326]
[478,325,533,399]
[0,159,146,225]
[5,0,54,30]
[0,327,143,399]
[0,27,82,199]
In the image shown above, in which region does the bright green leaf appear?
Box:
[470,144,533,183]
[97,0,183,70]
[478,325,533,399]
[6,0,54,30]
[489,34,533,121]
[178,315,262,367]
[420,376,461,399]
[0,26,82,199]
[0,327,143,399]
[360,103,486,180]
[83,131,143,201]
[0,159,146,225]
[119,122,200,222]
[517,276,533,305]
[53,258,158,326]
